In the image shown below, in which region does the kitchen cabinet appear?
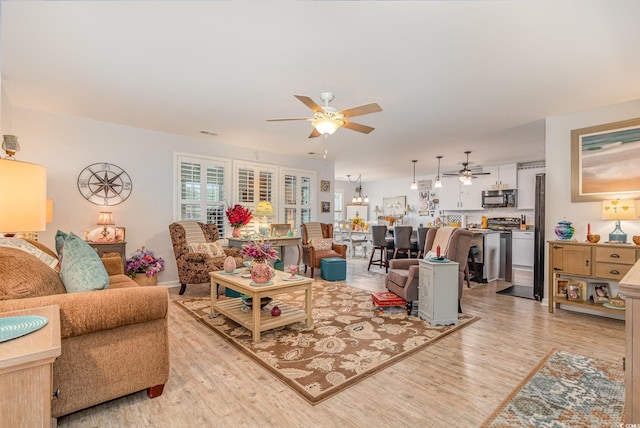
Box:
[485,163,517,190]
[517,166,545,209]
[548,241,640,319]
[470,231,500,282]
[438,173,492,211]
[512,230,534,286]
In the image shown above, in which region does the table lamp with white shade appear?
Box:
[602,199,636,244]
[255,201,274,236]
[0,158,47,236]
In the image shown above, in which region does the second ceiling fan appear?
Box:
[267,92,382,138]
[443,151,490,184]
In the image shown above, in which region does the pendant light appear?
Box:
[410,160,418,190]
[434,156,443,188]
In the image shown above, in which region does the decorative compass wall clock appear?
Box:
[77,163,132,206]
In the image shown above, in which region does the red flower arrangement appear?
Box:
[225,204,253,228]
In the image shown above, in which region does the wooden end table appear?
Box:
[210,269,313,343]
[0,305,61,428]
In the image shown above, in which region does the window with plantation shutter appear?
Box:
[233,161,277,234]
[175,154,230,238]
[281,168,315,232]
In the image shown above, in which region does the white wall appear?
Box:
[546,100,640,242]
[545,99,640,296]
[4,106,335,286]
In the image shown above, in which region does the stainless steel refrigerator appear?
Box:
[533,173,546,301]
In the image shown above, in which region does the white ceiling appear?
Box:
[3,1,640,182]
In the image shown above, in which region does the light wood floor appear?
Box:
[57,256,625,427]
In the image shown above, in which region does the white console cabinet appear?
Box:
[418,259,459,326]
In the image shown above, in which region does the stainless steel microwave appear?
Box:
[482,189,517,208]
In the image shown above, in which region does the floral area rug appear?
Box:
[482,348,625,427]
[174,282,478,404]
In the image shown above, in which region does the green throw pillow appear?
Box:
[57,231,109,293]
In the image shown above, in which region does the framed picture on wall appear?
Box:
[571,117,640,201]
[321,201,331,213]
[320,180,331,192]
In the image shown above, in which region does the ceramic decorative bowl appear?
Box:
[587,234,600,243]
[554,220,575,240]
[633,236,640,245]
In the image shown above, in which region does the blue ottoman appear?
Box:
[320,257,346,281]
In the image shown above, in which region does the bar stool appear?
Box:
[465,245,480,287]
[416,227,430,258]
[368,225,391,272]
[392,225,414,259]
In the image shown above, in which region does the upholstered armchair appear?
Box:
[386,227,473,313]
[169,221,243,295]
[301,222,347,278]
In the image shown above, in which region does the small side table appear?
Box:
[87,241,126,273]
[0,305,62,428]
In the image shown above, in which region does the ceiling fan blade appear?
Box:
[308,128,321,138]
[339,103,382,118]
[294,95,324,113]
[266,118,310,122]
[343,121,375,134]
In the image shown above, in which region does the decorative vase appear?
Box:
[554,220,575,240]
[232,227,242,238]
[223,256,237,273]
[250,260,272,284]
[133,274,158,286]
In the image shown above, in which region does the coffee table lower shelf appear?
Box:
[213,298,307,333]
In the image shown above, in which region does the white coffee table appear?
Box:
[209,269,313,343]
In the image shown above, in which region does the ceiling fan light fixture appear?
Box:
[410,160,418,190]
[461,175,473,185]
[312,117,343,136]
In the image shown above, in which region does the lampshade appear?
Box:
[0,159,47,233]
[97,212,115,225]
[255,201,275,217]
[410,160,418,190]
[46,198,54,224]
[312,118,343,136]
[602,199,636,220]
[434,155,443,188]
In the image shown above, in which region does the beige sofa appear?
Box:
[0,240,170,418]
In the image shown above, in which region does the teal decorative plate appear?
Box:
[427,257,450,263]
[249,280,274,286]
[0,315,49,342]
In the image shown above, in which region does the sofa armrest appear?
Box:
[223,247,241,257]
[0,287,169,340]
[388,258,420,269]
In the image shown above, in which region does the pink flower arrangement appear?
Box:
[226,204,253,228]
[239,238,277,261]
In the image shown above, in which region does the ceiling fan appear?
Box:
[267,92,382,138]
[443,151,490,184]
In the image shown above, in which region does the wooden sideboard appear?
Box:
[548,241,640,318]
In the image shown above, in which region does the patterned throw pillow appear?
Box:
[309,238,333,251]
[189,241,226,258]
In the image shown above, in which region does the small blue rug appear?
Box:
[482,348,625,427]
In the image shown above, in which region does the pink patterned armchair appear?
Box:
[169,221,243,295]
